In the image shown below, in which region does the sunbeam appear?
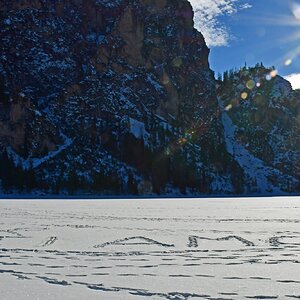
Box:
[248,1,300,87]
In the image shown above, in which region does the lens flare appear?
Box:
[172,57,183,68]
[225,104,233,111]
[242,2,300,79]
[246,80,255,90]
[284,59,292,66]
[270,70,278,78]
[266,74,272,81]
[241,92,248,100]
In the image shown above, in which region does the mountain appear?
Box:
[218,65,299,193]
[0,0,298,196]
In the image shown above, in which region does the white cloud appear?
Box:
[189,0,251,47]
[285,73,300,90]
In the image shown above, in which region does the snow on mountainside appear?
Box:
[0,1,299,196]
[219,98,297,194]
[218,65,299,193]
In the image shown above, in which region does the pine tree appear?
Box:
[66,169,79,195]
[15,161,25,191]
[25,161,36,191]
[127,172,138,195]
[0,150,15,191]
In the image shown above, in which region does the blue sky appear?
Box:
[190,0,300,88]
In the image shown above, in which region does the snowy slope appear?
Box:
[7,134,73,170]
[219,98,298,193]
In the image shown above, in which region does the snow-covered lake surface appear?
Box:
[0,198,299,300]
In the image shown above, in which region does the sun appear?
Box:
[268,2,300,65]
[292,2,300,19]
[285,3,300,89]
[283,3,300,61]
[248,1,300,89]
[273,2,300,89]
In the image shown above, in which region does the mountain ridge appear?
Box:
[0,0,299,195]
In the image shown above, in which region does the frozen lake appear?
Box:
[0,197,299,299]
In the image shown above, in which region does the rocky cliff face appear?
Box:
[0,0,214,121]
[218,66,299,192]
[0,0,298,195]
[0,96,60,157]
